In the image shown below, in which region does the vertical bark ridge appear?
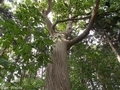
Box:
[45,34,70,90]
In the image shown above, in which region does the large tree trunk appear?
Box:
[44,34,70,90]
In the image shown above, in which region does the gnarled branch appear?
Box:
[68,0,100,48]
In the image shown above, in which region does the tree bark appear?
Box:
[45,34,70,90]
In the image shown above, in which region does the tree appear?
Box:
[0,0,99,89]
[1,0,120,90]
[43,0,100,90]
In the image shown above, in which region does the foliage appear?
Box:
[0,0,52,89]
[0,0,120,89]
[69,42,120,90]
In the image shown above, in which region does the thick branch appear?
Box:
[44,16,55,36]
[46,0,52,15]
[64,20,73,38]
[64,14,73,38]
[42,0,55,36]
[106,34,120,63]
[68,0,100,47]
